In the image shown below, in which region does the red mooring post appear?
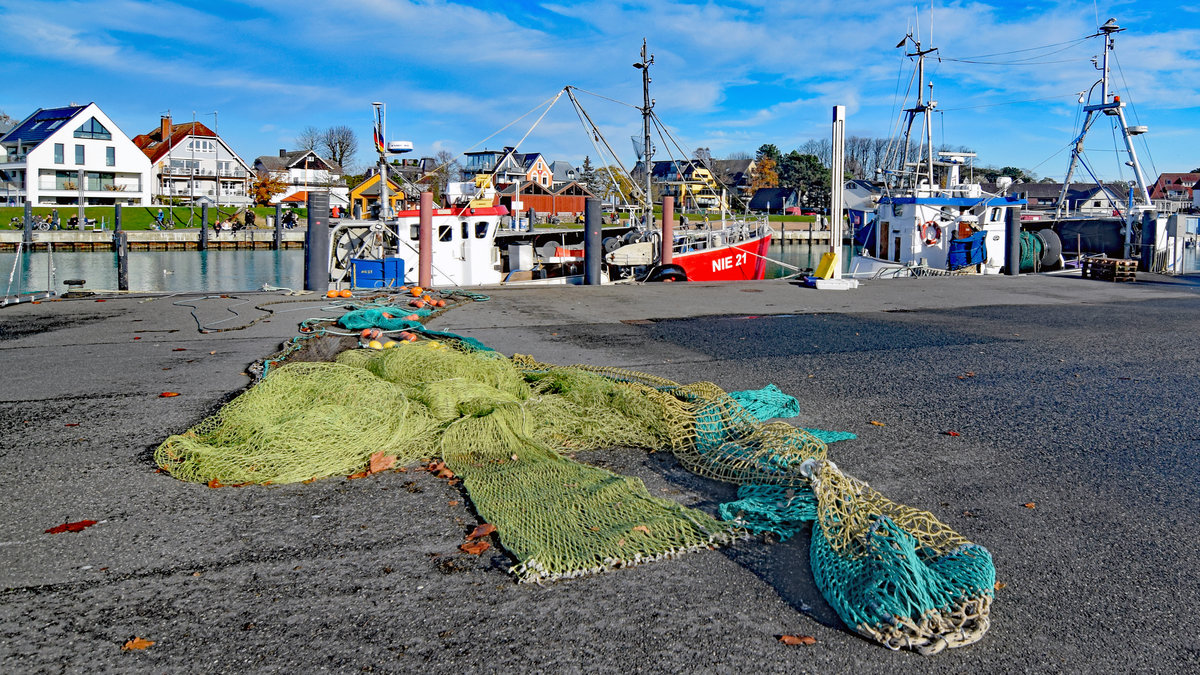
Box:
[419,192,433,288]
[661,196,674,265]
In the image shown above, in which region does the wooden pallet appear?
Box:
[1082,257,1136,282]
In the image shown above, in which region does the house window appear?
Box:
[74,117,112,140]
[74,145,84,165]
[54,143,64,164]
[86,172,115,191]
[105,147,115,167]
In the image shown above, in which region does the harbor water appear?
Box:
[3,243,1196,295]
[1,249,305,296]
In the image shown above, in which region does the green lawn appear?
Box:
[0,205,306,230]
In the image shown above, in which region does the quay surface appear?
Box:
[1,274,1198,672]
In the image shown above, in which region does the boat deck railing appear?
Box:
[670,217,769,254]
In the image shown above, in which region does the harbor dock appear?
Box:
[0,228,306,252]
[2,275,1197,671]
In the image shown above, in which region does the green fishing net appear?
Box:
[155,335,994,655]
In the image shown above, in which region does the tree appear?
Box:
[321,125,357,169]
[756,144,782,163]
[692,147,712,168]
[296,126,321,151]
[599,166,635,206]
[422,149,460,205]
[725,151,751,160]
[779,151,830,209]
[0,109,15,134]
[248,170,288,205]
[579,156,606,197]
[749,156,778,191]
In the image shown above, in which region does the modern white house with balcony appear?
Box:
[253,149,348,207]
[133,116,253,207]
[0,103,151,206]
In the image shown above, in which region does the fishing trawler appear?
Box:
[849,32,1036,279]
[331,41,773,288]
[604,39,773,282]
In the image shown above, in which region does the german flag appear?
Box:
[374,125,385,154]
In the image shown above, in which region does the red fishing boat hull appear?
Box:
[672,233,773,281]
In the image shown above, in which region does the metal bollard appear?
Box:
[116,231,129,291]
[584,198,602,285]
[274,203,283,250]
[23,202,32,245]
[199,204,209,251]
[304,192,331,292]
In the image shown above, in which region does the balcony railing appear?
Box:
[161,167,249,179]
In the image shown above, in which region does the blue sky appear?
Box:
[2,0,1197,182]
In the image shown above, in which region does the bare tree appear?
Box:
[0,109,16,134]
[296,126,321,151]
[321,125,357,170]
[725,151,751,160]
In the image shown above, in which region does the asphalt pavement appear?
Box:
[2,273,1199,673]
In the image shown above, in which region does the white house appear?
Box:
[253,149,348,207]
[0,103,151,206]
[132,116,253,207]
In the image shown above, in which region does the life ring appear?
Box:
[921,221,942,245]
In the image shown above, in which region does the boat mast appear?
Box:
[1054,19,1153,223]
[634,39,654,228]
[897,34,938,189]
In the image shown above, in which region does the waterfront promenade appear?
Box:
[1,275,1198,672]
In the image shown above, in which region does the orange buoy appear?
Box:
[403,333,418,342]
[326,290,339,298]
[360,329,373,339]
[339,289,353,298]
[411,299,426,309]
[404,313,420,320]
[409,287,423,297]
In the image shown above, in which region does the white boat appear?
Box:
[850,32,1039,279]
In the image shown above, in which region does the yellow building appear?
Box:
[349,173,406,215]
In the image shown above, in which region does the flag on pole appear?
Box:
[374,108,385,154]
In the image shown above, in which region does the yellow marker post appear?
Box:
[815,251,838,279]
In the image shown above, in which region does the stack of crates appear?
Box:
[1082,257,1136,282]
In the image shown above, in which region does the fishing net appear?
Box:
[155,333,994,654]
[154,362,440,485]
[805,459,995,655]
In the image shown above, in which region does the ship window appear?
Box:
[461,220,469,239]
[475,221,489,238]
[410,224,419,240]
[438,224,452,242]
[989,208,1001,222]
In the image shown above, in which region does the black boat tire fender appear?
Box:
[1036,228,1063,270]
[646,264,687,283]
